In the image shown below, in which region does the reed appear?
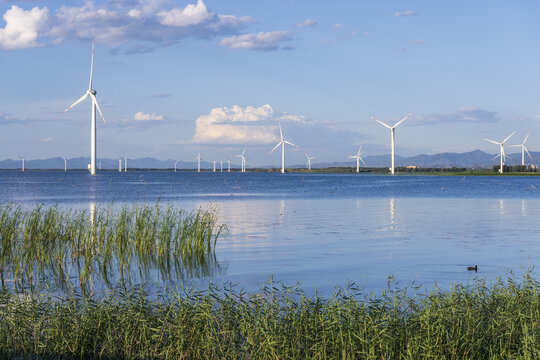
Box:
[0,203,227,294]
[1,275,540,359]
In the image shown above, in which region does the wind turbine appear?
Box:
[510,131,533,166]
[220,160,223,172]
[62,157,67,172]
[63,42,105,176]
[123,153,128,172]
[20,156,24,172]
[270,122,296,174]
[484,131,515,173]
[348,146,366,173]
[118,158,122,172]
[227,159,231,172]
[236,148,246,172]
[213,160,216,172]
[305,152,314,170]
[195,153,201,172]
[373,113,411,175]
[174,160,179,172]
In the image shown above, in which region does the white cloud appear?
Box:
[0,0,251,53]
[333,23,342,30]
[134,111,164,121]
[414,107,499,125]
[394,10,417,17]
[220,31,292,51]
[158,0,211,27]
[192,104,304,144]
[297,19,316,27]
[41,137,53,142]
[413,39,425,44]
[0,5,49,49]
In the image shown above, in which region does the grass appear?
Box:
[0,203,227,294]
[0,275,540,359]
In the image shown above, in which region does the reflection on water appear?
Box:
[2,171,540,295]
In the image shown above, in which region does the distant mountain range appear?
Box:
[0,150,537,170]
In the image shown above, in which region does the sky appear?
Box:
[0,0,539,166]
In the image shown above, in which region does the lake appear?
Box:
[1,170,540,295]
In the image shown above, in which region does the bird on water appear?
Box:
[467,265,478,272]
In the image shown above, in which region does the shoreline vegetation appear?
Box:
[0,204,227,295]
[2,165,540,175]
[1,275,539,359]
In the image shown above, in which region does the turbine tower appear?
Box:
[118,158,122,172]
[174,160,179,172]
[195,153,201,172]
[236,148,246,172]
[20,156,24,172]
[373,113,411,175]
[123,154,128,172]
[227,159,231,172]
[305,152,314,170]
[510,131,533,166]
[62,157,67,172]
[484,132,515,173]
[348,146,366,173]
[63,42,105,175]
[270,122,296,174]
[213,160,216,172]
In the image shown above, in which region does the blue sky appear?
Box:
[0,0,539,166]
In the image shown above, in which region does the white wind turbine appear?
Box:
[305,152,314,170]
[484,131,515,173]
[227,159,231,172]
[20,156,24,172]
[123,153,128,172]
[213,160,216,172]
[236,148,246,172]
[118,158,122,172]
[62,157,67,172]
[373,113,411,175]
[63,42,105,176]
[348,146,366,173]
[220,160,223,172]
[174,160,179,172]
[195,153,201,172]
[270,122,296,174]
[509,131,533,166]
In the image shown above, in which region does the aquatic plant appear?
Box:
[1,275,540,359]
[0,203,227,294]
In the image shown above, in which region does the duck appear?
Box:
[467,265,478,272]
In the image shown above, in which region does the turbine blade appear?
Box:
[484,138,500,145]
[284,141,296,147]
[269,141,282,154]
[508,145,521,148]
[90,93,105,124]
[64,92,88,112]
[524,146,534,161]
[242,147,246,155]
[357,146,363,156]
[89,41,94,91]
[359,157,366,165]
[502,131,515,144]
[523,131,531,145]
[393,113,411,128]
[373,117,392,129]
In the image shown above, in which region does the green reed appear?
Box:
[1,275,540,359]
[0,203,227,294]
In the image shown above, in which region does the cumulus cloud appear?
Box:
[158,0,211,27]
[1,0,252,53]
[192,104,305,144]
[297,19,316,27]
[0,5,49,49]
[134,111,164,121]
[394,10,417,17]
[220,31,292,51]
[413,108,499,125]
